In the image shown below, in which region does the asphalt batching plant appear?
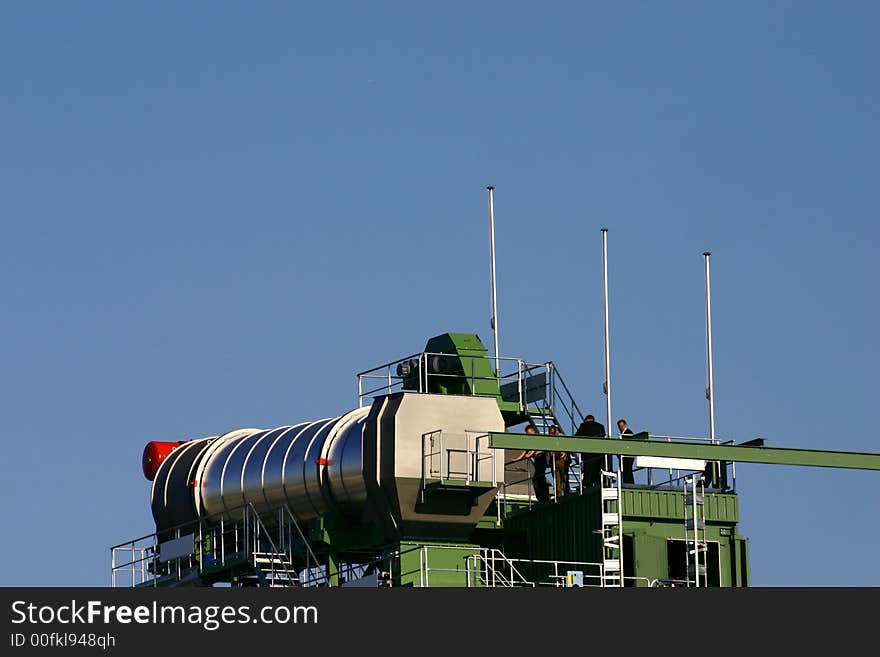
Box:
[111,192,880,588]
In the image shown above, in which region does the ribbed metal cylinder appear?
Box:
[150,408,369,530]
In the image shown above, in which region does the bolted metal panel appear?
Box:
[621,488,737,523]
[502,492,604,565]
[704,491,738,522]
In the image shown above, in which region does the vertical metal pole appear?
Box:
[602,228,613,470]
[487,186,500,377]
[704,252,716,445]
[691,475,700,588]
[517,359,524,410]
[684,477,691,587]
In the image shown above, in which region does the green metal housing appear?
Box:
[497,490,747,587]
[118,331,880,589]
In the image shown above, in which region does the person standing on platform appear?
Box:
[617,418,636,485]
[575,414,606,488]
[549,424,569,497]
[506,424,551,502]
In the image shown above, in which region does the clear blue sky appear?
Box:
[1,2,877,586]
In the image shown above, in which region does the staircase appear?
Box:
[526,404,558,433]
[251,551,299,587]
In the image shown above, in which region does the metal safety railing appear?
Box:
[637,433,737,492]
[420,429,497,503]
[417,545,485,588]
[357,352,584,433]
[465,549,535,588]
[110,544,152,588]
[468,553,657,588]
[110,503,321,588]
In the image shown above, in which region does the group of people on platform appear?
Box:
[505,414,638,503]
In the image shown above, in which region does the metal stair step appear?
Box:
[602,512,621,525]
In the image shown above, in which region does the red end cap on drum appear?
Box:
[142,441,184,480]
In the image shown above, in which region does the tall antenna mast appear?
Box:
[487,186,500,377]
[703,252,716,445]
[602,228,612,450]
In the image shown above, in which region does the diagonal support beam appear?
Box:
[487,432,880,471]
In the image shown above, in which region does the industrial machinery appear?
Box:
[111,331,880,588]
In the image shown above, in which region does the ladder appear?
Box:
[599,469,623,587]
[683,475,708,587]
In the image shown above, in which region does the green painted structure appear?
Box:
[498,489,745,587]
[119,332,880,589]
[489,433,880,471]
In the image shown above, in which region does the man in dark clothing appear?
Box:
[617,418,636,485]
[574,414,606,488]
[575,414,606,437]
[530,450,551,502]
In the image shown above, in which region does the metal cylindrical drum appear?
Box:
[150,408,369,530]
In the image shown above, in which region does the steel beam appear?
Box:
[488,433,880,471]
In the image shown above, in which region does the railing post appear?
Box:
[420,433,426,504]
[517,359,524,411]
[465,431,471,485]
[278,507,283,554]
[491,438,497,486]
[419,547,425,588]
[421,352,427,393]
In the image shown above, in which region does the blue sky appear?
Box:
[1,2,877,586]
